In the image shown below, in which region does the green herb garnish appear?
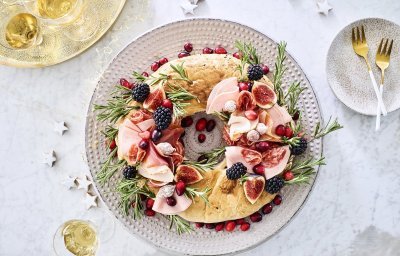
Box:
[185,186,211,205]
[168,215,193,235]
[273,41,287,105]
[312,117,343,140]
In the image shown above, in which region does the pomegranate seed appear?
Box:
[139,139,149,150]
[233,52,242,59]
[206,119,216,132]
[181,116,193,127]
[225,221,236,232]
[184,42,193,52]
[273,195,282,205]
[261,64,270,74]
[275,124,286,136]
[175,180,186,196]
[195,222,204,228]
[235,218,246,225]
[151,129,162,142]
[198,133,206,143]
[158,57,168,66]
[215,46,227,54]
[205,223,215,229]
[250,212,262,222]
[283,170,294,181]
[215,222,225,232]
[145,198,154,209]
[240,222,251,231]
[253,164,265,175]
[245,110,258,120]
[120,78,133,89]
[197,155,208,163]
[202,47,213,54]
[261,203,273,214]
[141,71,149,77]
[109,140,117,150]
[178,51,190,58]
[255,141,270,152]
[293,111,300,121]
[144,209,155,216]
[166,196,177,206]
[161,99,173,109]
[131,201,136,208]
[151,62,159,72]
[140,194,147,201]
[238,82,250,91]
[195,118,207,131]
[284,126,293,138]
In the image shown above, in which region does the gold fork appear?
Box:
[375,38,394,130]
[351,25,387,116]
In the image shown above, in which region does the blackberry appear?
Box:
[265,176,284,194]
[153,106,172,130]
[123,166,137,179]
[131,83,150,102]
[291,138,307,155]
[247,64,264,81]
[226,162,247,180]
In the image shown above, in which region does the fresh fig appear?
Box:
[174,165,203,184]
[143,88,166,111]
[243,175,265,204]
[251,82,277,109]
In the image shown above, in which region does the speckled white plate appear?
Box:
[85,18,323,255]
[327,18,400,115]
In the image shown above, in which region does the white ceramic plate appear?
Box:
[327,18,400,115]
[85,18,323,255]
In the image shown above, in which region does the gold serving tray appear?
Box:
[0,0,126,68]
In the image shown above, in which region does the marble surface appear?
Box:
[1,0,400,255]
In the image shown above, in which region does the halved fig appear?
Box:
[143,88,166,111]
[252,82,277,109]
[174,165,203,184]
[243,175,265,204]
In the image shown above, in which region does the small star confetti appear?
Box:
[77,175,93,192]
[180,0,197,15]
[42,150,56,167]
[84,193,98,209]
[62,176,77,189]
[317,0,333,16]
[53,121,68,136]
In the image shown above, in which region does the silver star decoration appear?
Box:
[317,0,333,16]
[180,0,198,15]
[42,150,56,167]
[190,0,199,4]
[84,193,98,209]
[76,175,92,192]
[62,176,77,189]
[54,121,68,136]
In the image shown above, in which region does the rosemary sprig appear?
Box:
[285,168,315,185]
[199,146,226,164]
[170,63,192,83]
[183,160,218,172]
[132,71,147,82]
[116,178,154,219]
[94,85,139,123]
[101,125,118,142]
[213,111,231,122]
[96,152,126,185]
[282,136,301,147]
[235,40,261,65]
[273,41,287,105]
[285,157,326,185]
[285,81,306,116]
[149,73,169,86]
[292,113,303,135]
[168,215,193,235]
[185,186,211,205]
[312,117,343,140]
[166,83,198,117]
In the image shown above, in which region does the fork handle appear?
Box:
[369,70,387,116]
[375,84,384,131]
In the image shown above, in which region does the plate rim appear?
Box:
[326,17,400,116]
[85,17,324,255]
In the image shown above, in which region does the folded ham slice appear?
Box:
[262,145,290,179]
[117,118,143,163]
[206,77,239,114]
[266,105,292,134]
[225,146,261,172]
[227,112,259,141]
[152,191,192,215]
[138,143,174,183]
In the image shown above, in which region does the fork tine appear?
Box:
[382,39,389,55]
[352,28,356,43]
[361,25,366,43]
[377,38,383,55]
[387,39,393,56]
[356,27,361,44]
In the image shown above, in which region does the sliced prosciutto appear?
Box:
[206,77,240,114]
[266,104,292,134]
[152,191,192,215]
[225,146,262,172]
[262,145,290,179]
[117,118,144,164]
[138,143,174,183]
